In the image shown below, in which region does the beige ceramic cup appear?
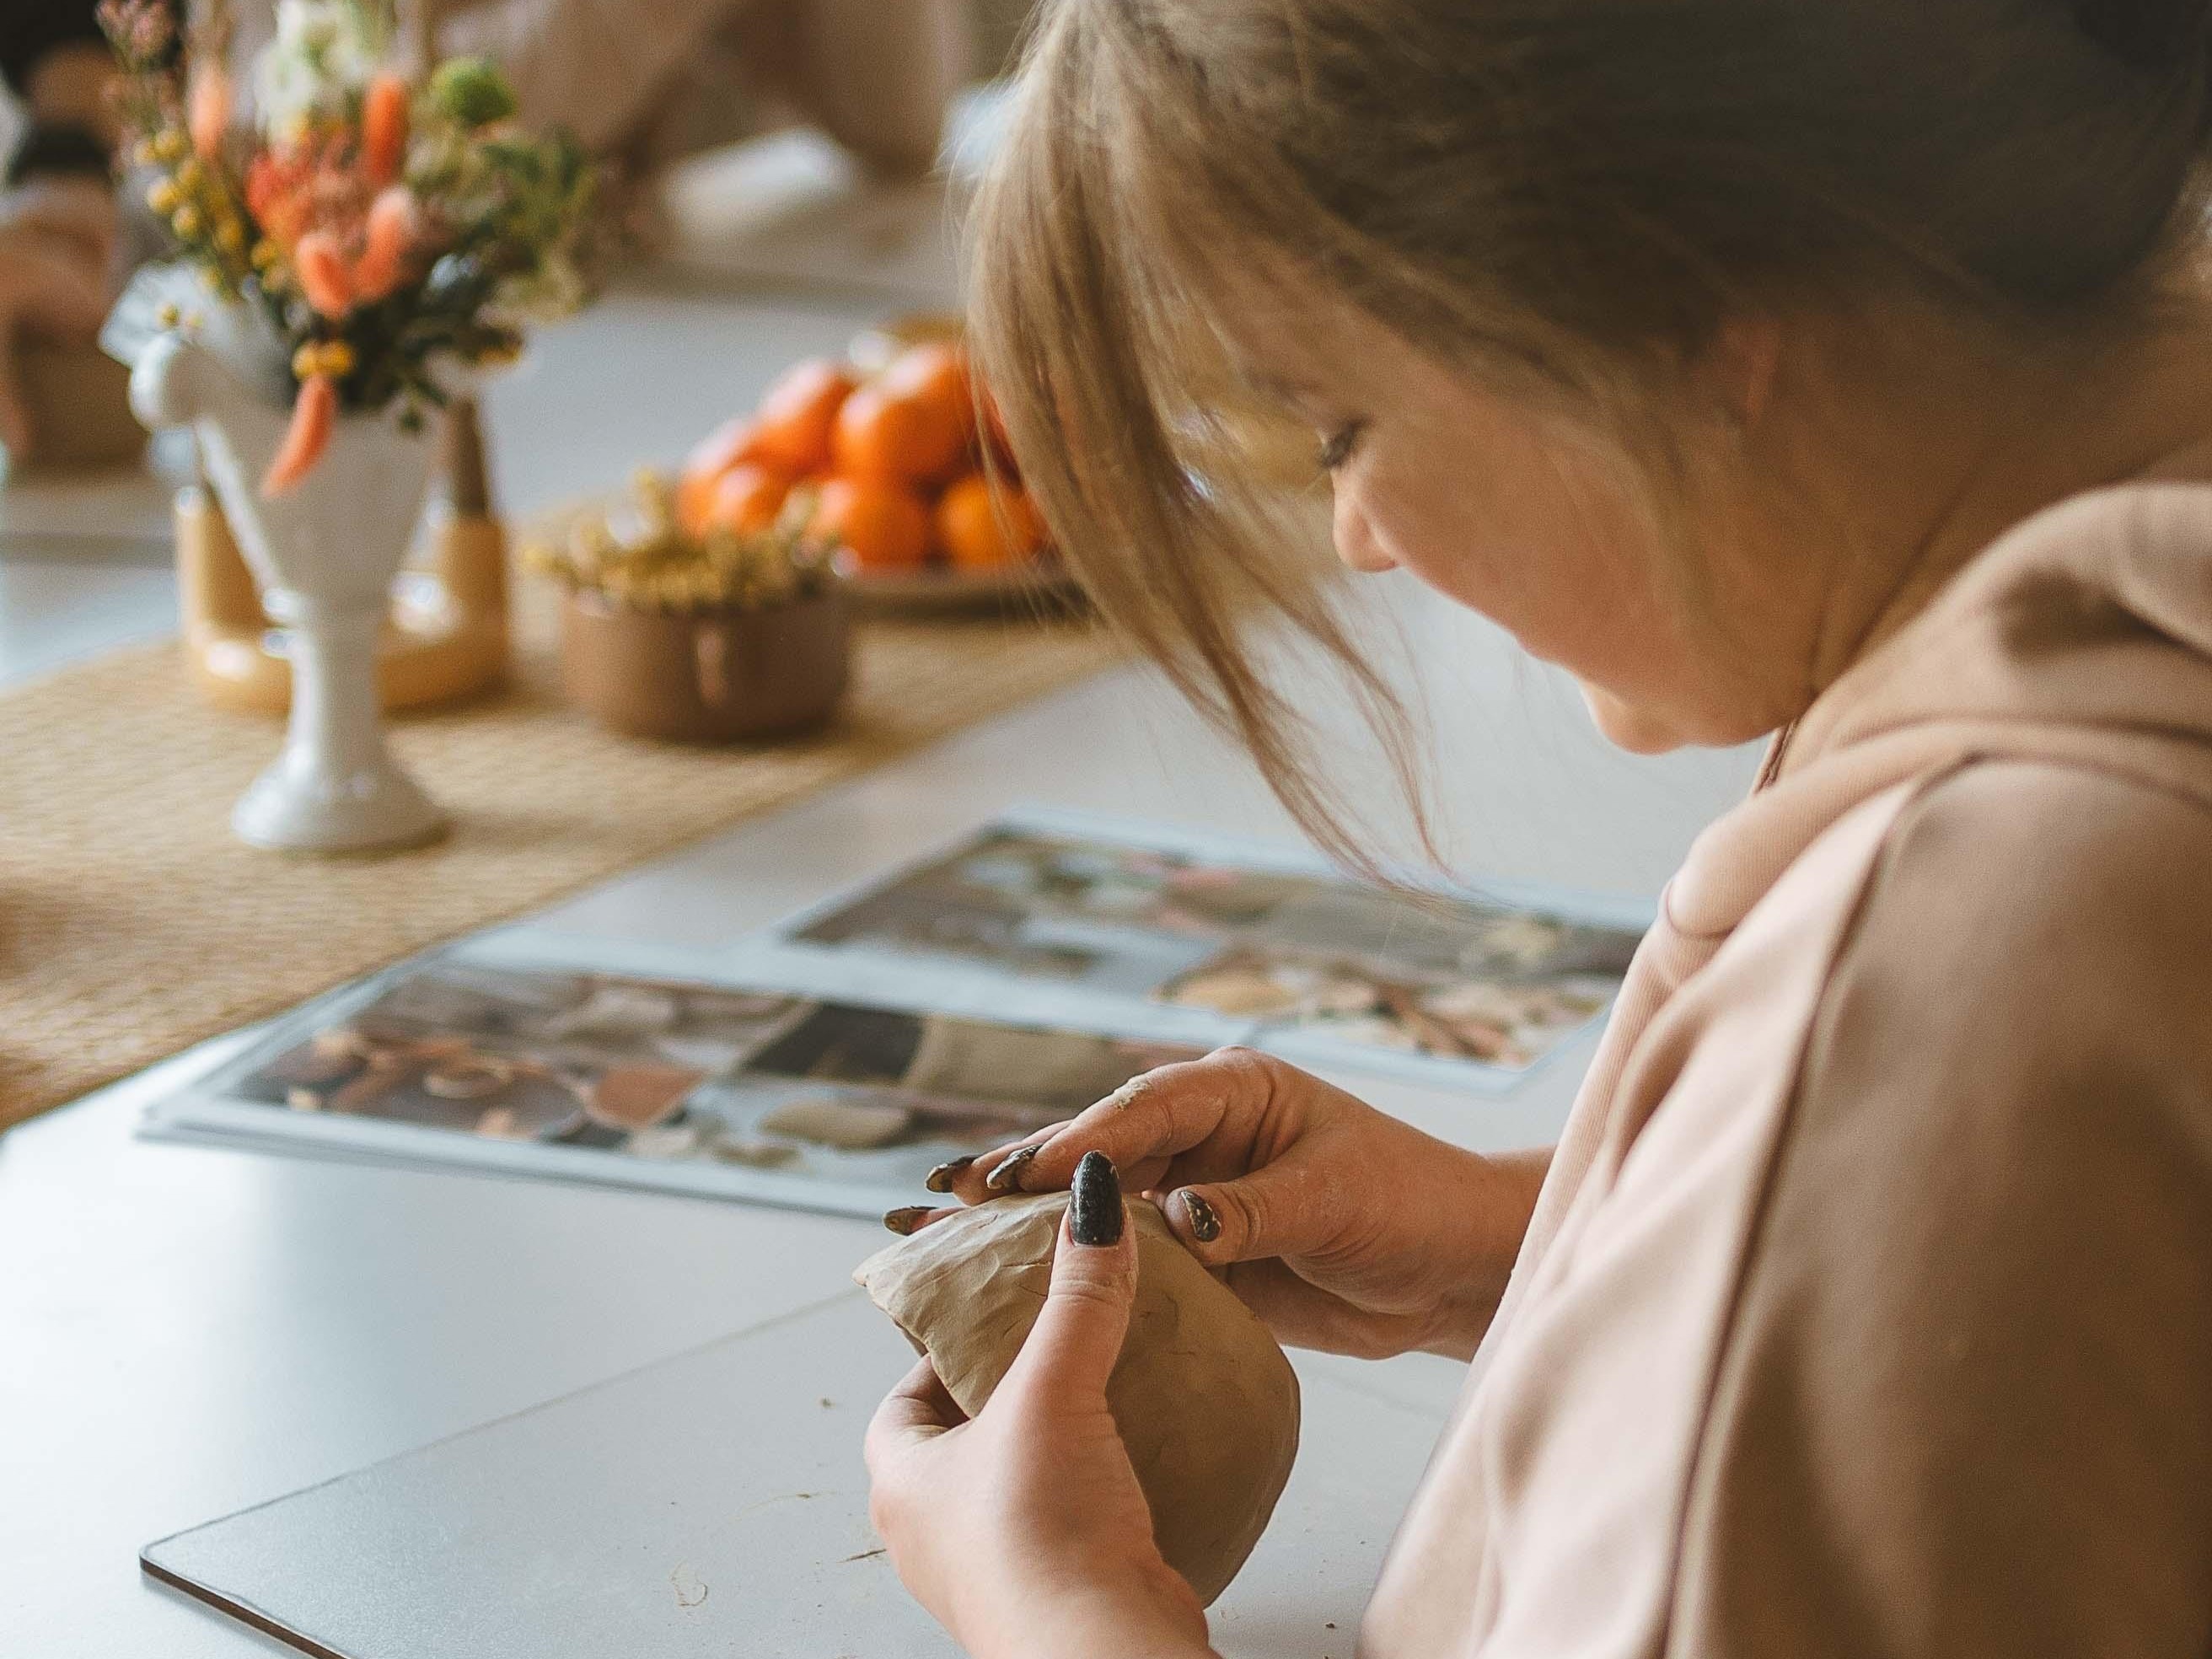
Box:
[561,586,851,743]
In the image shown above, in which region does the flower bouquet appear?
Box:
[104,0,594,488]
[99,0,597,852]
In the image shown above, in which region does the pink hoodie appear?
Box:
[1362,476,2212,1657]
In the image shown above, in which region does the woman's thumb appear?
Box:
[1159,1155,1340,1267]
[1007,1152,1138,1401]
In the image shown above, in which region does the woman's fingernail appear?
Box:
[985,1143,1040,1193]
[1177,1189,1221,1243]
[883,1206,935,1235]
[1070,1151,1123,1247]
[923,1156,974,1194]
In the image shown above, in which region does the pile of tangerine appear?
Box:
[675,343,1046,574]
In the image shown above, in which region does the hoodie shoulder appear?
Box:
[1835,755,2212,1050]
[1667,754,2212,1657]
[1796,755,2212,1113]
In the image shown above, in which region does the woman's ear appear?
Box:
[1702,316,1785,430]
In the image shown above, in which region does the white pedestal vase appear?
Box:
[131,333,448,852]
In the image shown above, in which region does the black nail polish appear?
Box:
[1178,1189,1221,1243]
[924,1156,974,1194]
[1070,1152,1123,1246]
[883,1205,934,1235]
[985,1143,1040,1193]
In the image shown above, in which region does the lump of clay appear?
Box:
[853,1192,1300,1604]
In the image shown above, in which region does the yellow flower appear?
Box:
[146,180,182,215]
[290,341,360,381]
[213,219,246,255]
[250,239,281,270]
[152,128,188,163]
[170,204,203,239]
[174,158,202,191]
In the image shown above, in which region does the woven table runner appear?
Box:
[0,589,1120,1129]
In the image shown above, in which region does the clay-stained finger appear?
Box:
[881,1204,962,1236]
[933,1120,1071,1205]
[976,1048,1294,1200]
[1147,1142,1358,1269]
[921,1154,974,1194]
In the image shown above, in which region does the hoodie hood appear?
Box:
[1666,476,2212,940]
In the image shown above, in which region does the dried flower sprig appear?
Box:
[523,472,840,615]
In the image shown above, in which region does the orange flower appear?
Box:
[188,65,231,161]
[293,230,353,319]
[362,72,411,190]
[262,374,338,497]
[245,148,315,249]
[351,188,416,303]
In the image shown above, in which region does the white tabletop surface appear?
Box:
[0,281,1762,1656]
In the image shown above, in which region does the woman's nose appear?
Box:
[1332,496,1399,573]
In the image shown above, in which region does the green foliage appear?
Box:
[426,58,518,129]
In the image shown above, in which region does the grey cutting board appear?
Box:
[142,1291,1447,1658]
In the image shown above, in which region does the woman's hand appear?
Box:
[922,1048,1549,1361]
[866,1155,1218,1659]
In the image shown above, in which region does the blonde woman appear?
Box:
[863,1,2212,1656]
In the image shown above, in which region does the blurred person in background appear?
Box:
[0,0,973,454]
[0,4,135,454]
[221,0,974,200]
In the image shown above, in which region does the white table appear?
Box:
[0,284,1761,1656]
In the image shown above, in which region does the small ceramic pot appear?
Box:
[561,586,851,743]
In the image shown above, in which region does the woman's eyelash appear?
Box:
[1317,421,1366,471]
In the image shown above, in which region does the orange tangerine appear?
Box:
[934,473,1044,569]
[878,342,972,432]
[701,463,791,534]
[810,476,932,569]
[680,414,765,481]
[684,416,767,478]
[677,472,715,537]
[751,358,855,475]
[831,379,969,486]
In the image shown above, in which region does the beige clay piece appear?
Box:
[853,1193,1300,1605]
